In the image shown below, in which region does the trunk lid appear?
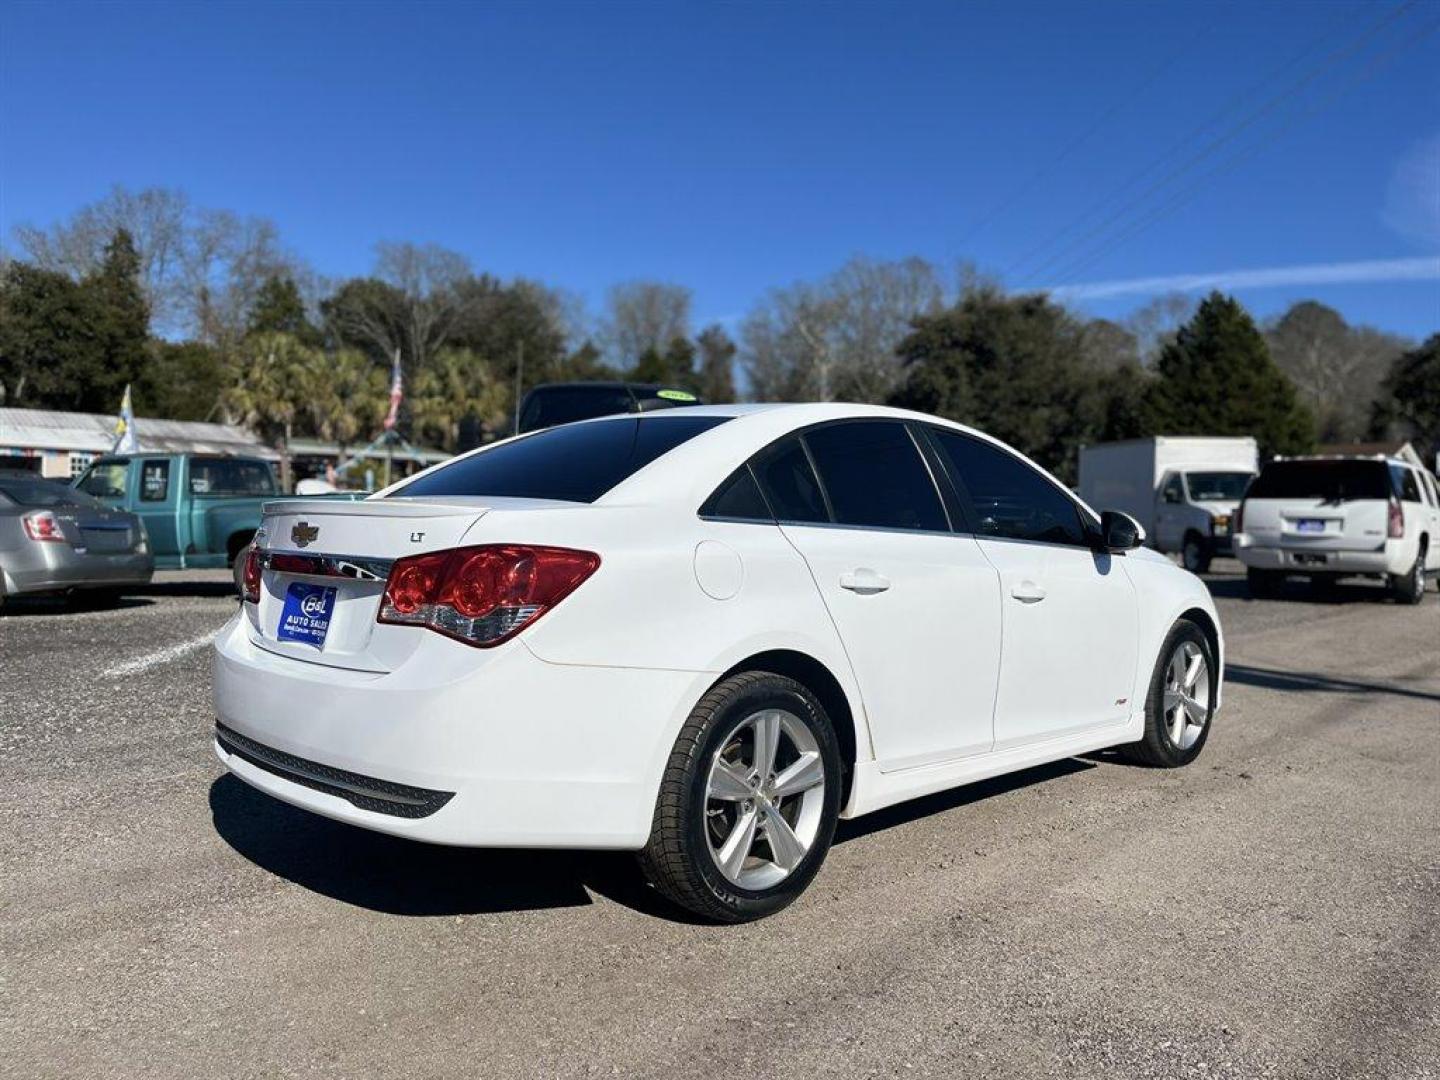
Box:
[249,498,492,672]
[53,506,139,553]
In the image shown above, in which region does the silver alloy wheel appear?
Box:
[704,708,826,890]
[1162,641,1210,751]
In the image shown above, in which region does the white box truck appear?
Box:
[1078,436,1259,573]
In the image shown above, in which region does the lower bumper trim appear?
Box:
[215,723,455,819]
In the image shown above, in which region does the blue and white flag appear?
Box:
[112,384,138,453]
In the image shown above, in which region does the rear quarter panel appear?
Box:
[460,505,875,760]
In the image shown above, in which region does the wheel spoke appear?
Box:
[1183,649,1205,690]
[752,710,781,780]
[1168,707,1186,745]
[763,807,807,871]
[1163,688,1182,712]
[769,751,823,798]
[1168,653,1186,687]
[708,759,754,801]
[1183,695,1207,726]
[717,807,759,879]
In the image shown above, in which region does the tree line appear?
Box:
[1,185,1435,481]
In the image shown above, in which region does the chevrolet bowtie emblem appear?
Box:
[291,521,319,548]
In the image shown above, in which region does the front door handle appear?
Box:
[839,568,891,595]
[1011,580,1047,603]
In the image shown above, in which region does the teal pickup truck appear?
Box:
[74,453,277,569]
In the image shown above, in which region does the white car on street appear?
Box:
[1235,456,1440,603]
[213,404,1223,921]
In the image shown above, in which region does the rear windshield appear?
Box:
[0,475,107,509]
[393,416,731,503]
[1247,460,1390,501]
[1186,471,1253,501]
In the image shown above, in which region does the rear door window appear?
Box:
[930,429,1089,546]
[396,416,730,503]
[802,421,948,532]
[1247,461,1390,501]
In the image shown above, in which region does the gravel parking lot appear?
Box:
[1,563,1436,1080]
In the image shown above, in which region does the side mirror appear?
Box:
[1097,509,1145,552]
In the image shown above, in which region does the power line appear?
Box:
[1042,17,1440,291]
[950,17,1220,249]
[1004,0,1419,285]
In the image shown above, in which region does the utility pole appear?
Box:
[513,340,525,434]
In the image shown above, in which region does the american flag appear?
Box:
[383,352,403,430]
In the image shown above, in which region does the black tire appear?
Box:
[1181,533,1212,575]
[1246,568,1282,598]
[1391,546,1426,605]
[1308,573,1339,598]
[637,671,843,923]
[226,531,255,568]
[1118,619,1216,768]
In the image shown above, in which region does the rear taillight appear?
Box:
[378,544,600,648]
[22,510,65,542]
[241,546,262,603]
[1388,499,1404,539]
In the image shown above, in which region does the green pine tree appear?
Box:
[85,228,152,409]
[1146,292,1314,458]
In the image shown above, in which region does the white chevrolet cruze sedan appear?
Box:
[214,404,1223,921]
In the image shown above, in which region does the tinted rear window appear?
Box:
[0,476,106,509]
[753,437,829,524]
[394,416,731,503]
[1247,461,1390,501]
[804,421,947,532]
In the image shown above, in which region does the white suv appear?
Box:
[1235,456,1440,603]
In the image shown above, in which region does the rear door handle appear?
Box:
[839,568,891,595]
[1011,580,1047,603]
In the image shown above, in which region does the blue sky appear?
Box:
[2,0,1437,339]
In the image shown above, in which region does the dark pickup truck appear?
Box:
[74,453,277,569]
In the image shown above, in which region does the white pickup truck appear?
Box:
[1078,437,1258,573]
[1234,455,1440,603]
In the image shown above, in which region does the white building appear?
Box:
[0,407,278,479]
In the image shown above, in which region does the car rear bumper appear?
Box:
[2,548,154,595]
[211,613,707,849]
[1234,538,1398,575]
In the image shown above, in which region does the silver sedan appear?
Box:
[0,471,153,608]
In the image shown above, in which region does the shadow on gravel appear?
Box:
[834,758,1094,844]
[0,595,155,616]
[1202,576,1397,604]
[134,580,238,600]
[211,757,1101,923]
[1227,664,1440,703]
[208,775,689,922]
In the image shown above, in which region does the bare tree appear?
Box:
[1124,292,1195,365]
[1266,301,1410,442]
[324,242,476,373]
[603,281,692,368]
[741,256,943,403]
[13,184,303,342]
